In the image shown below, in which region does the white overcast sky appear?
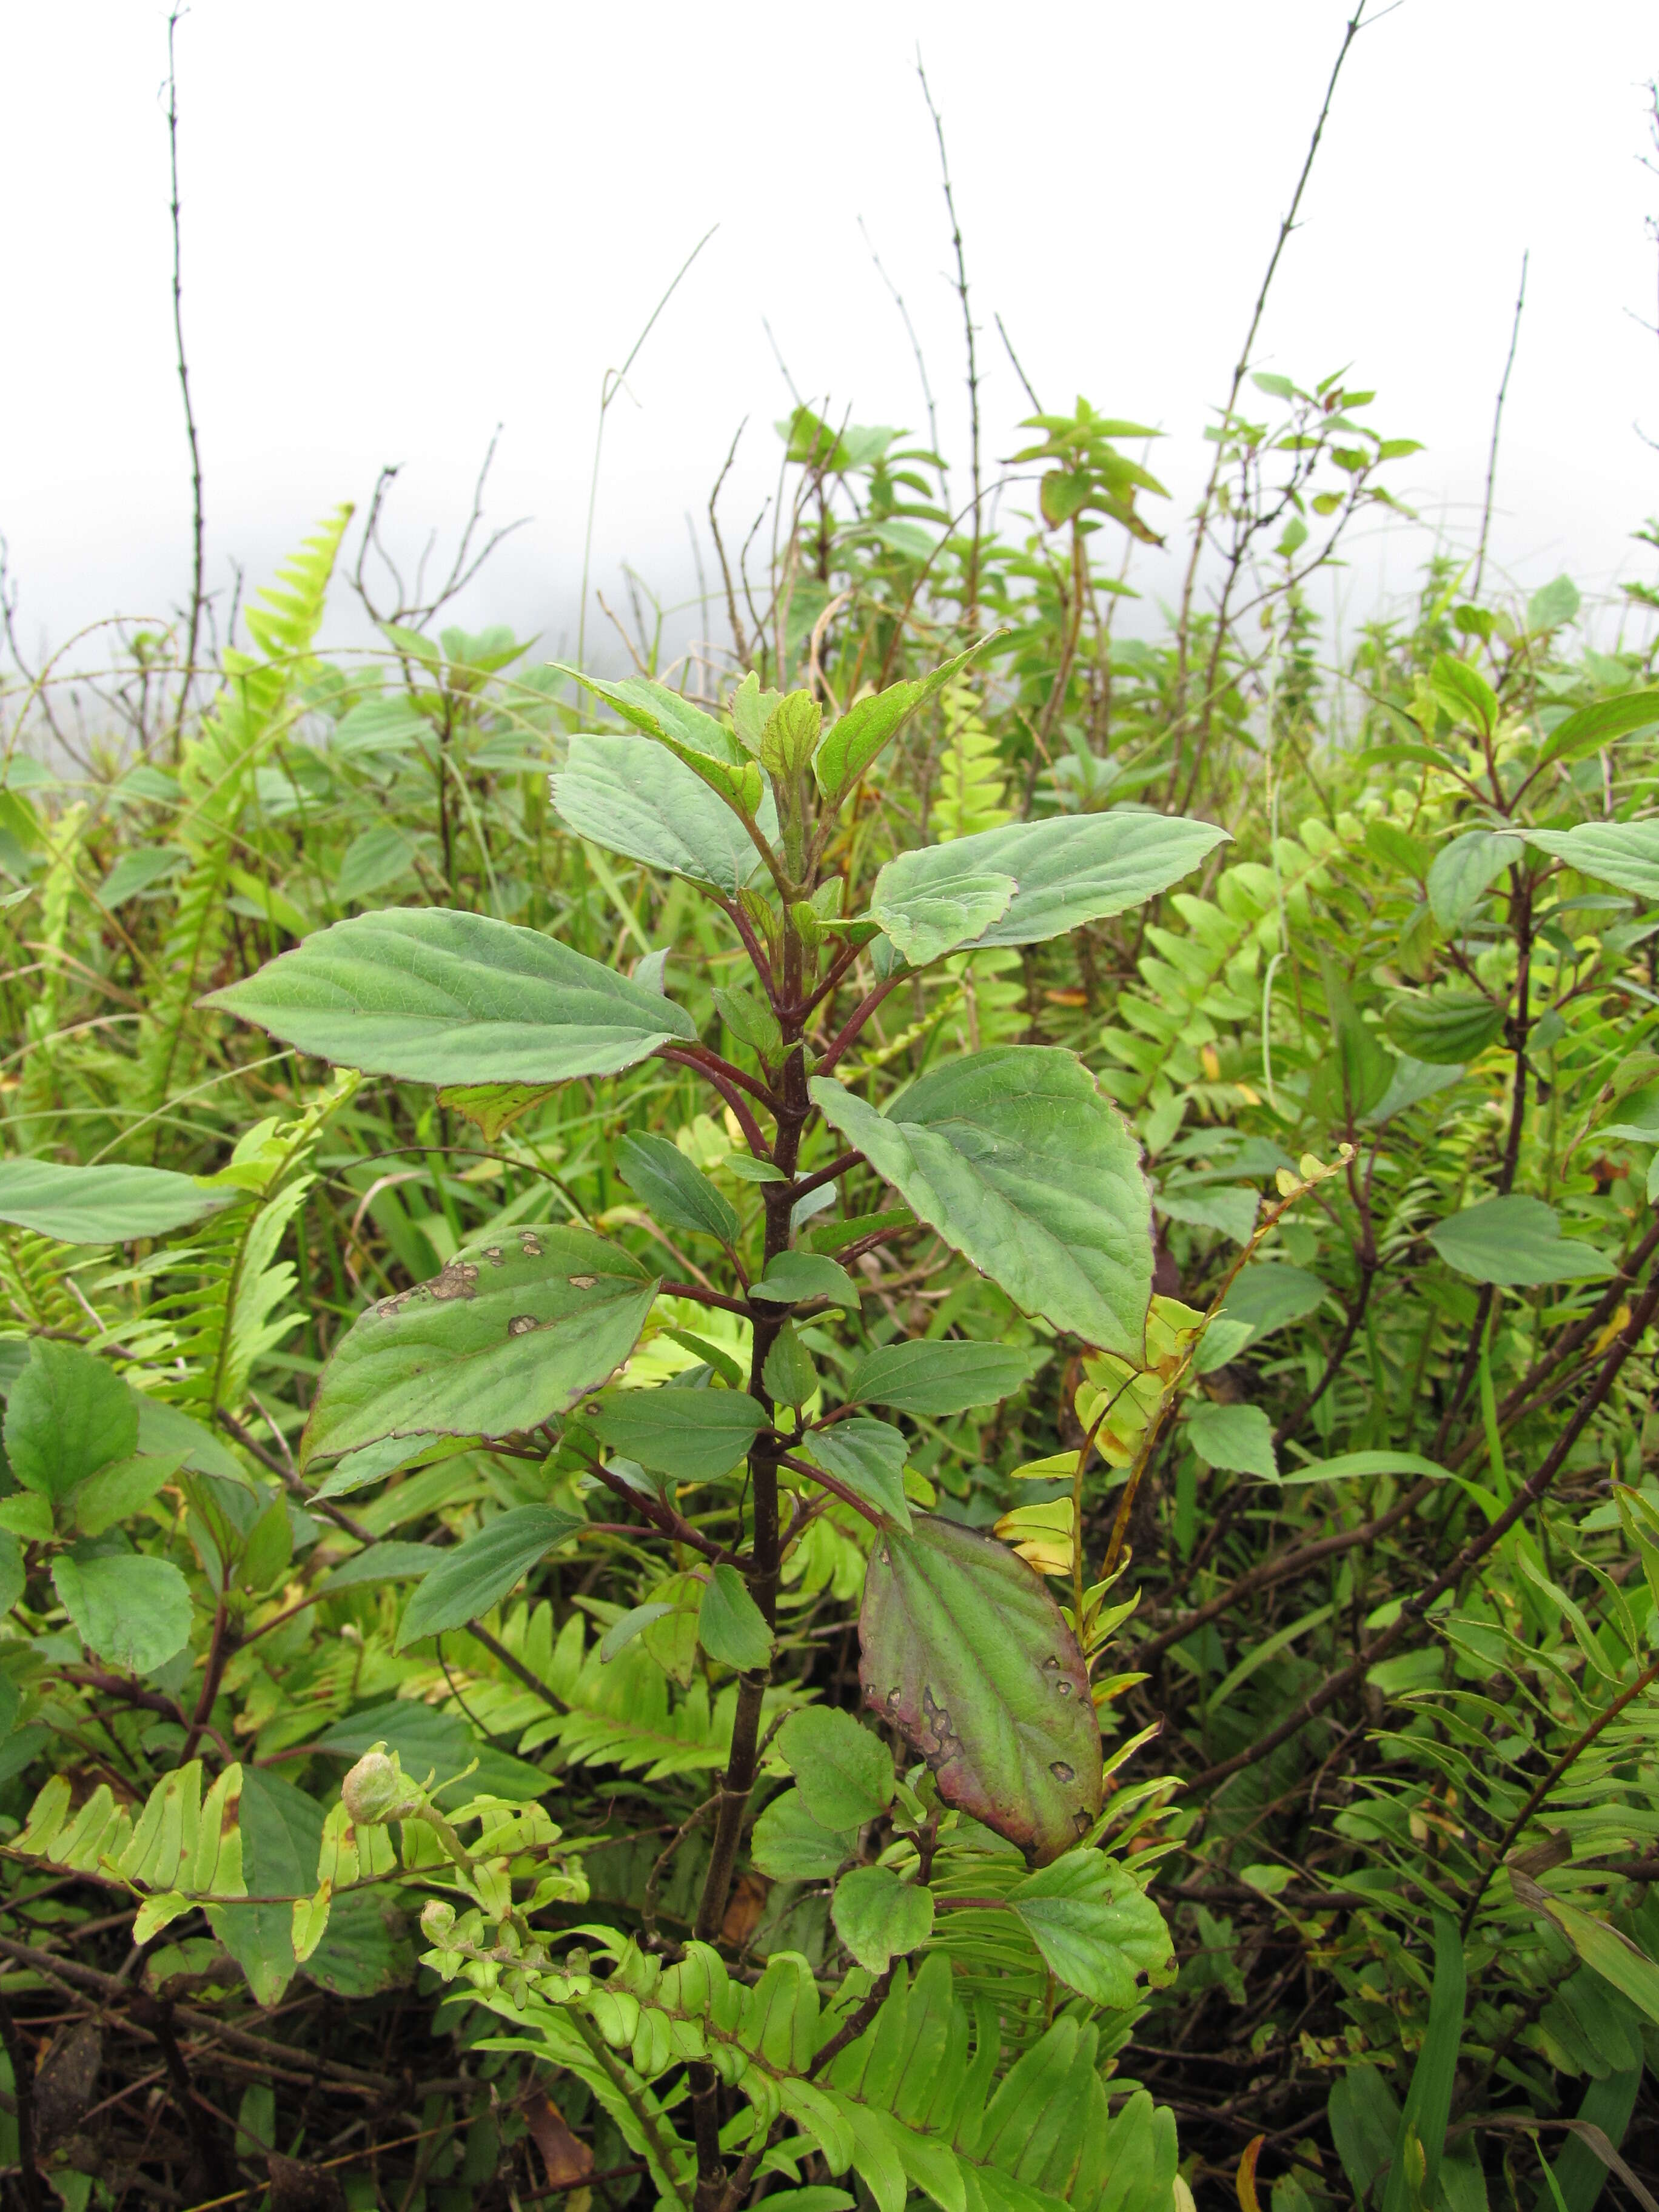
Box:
[4,1,1658,671]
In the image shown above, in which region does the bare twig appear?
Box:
[1472,249,1529,600]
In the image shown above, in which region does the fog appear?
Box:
[4,0,1657,674]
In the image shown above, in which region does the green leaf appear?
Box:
[1429,1196,1615,1287]
[1157,1186,1260,1245]
[777,1708,894,1828]
[1527,575,1581,632]
[1384,988,1504,1065]
[550,734,777,891]
[554,667,765,816]
[870,868,1016,965]
[801,1419,913,1530]
[204,907,697,1084]
[1278,1450,1454,1487]
[1427,830,1525,930]
[1537,690,1659,769]
[300,1225,657,1469]
[831,1865,934,1974]
[1329,2067,1403,2211]
[1513,1877,1659,2029]
[1527,822,1659,902]
[1430,654,1499,736]
[586,1387,765,1483]
[813,1048,1151,1356]
[0,1530,22,1617]
[210,1767,318,2003]
[0,1158,233,1243]
[313,1540,443,1594]
[615,1133,739,1243]
[859,1514,1102,1863]
[73,1452,185,1539]
[436,1084,555,1141]
[1219,1265,1328,1343]
[52,1553,193,1675]
[599,1601,675,1663]
[1184,1401,1278,1479]
[762,1324,817,1409]
[750,1788,858,1880]
[395,1506,582,1649]
[846,1339,1047,1416]
[1009,1849,1175,2005]
[1381,1913,1464,2212]
[698,1564,773,1671]
[752,1250,862,1313]
[869,812,1228,964]
[5,1341,137,1501]
[813,644,987,806]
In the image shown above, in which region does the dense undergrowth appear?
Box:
[4,330,1659,2212]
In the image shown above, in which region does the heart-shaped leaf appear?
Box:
[814,1047,1150,1356]
[205,907,697,1084]
[859,1513,1102,1865]
[301,1225,657,1469]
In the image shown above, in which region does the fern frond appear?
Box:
[136,507,352,1127]
[932,682,1011,842]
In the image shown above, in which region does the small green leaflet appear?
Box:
[1384,988,1504,1065]
[5,1341,136,1502]
[53,1553,194,1675]
[1429,1195,1614,1287]
[1184,1401,1278,1480]
[313,1541,443,1594]
[831,1864,934,1974]
[615,1132,739,1243]
[776,1708,894,1828]
[751,1789,858,1880]
[697,1564,773,1671]
[870,811,1227,965]
[1527,820,1659,902]
[205,907,697,1084]
[751,1250,862,1313]
[1426,829,1524,930]
[0,1157,233,1243]
[1008,1850,1175,2006]
[554,668,764,816]
[300,1225,657,1469]
[395,1506,583,1648]
[800,1418,913,1529]
[813,643,987,806]
[1429,653,1498,737]
[859,1513,1102,1864]
[1219,1265,1328,1343]
[845,1339,1047,1416]
[814,1047,1151,1356]
[551,734,779,893]
[1536,688,1659,770]
[586,1387,765,1483]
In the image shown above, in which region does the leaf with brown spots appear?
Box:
[858,1513,1102,1865]
[300,1225,658,1469]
